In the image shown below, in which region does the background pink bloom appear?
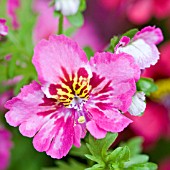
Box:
[5,35,140,158]
[0,19,8,37]
[159,157,170,170]
[7,0,20,29]
[0,127,12,170]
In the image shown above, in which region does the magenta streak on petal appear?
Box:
[90,72,105,89]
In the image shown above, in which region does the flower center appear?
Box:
[49,67,92,109]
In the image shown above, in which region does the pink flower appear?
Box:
[0,19,8,37]
[7,0,20,29]
[115,26,163,69]
[128,101,169,145]
[5,35,140,158]
[0,127,12,170]
[127,0,170,25]
[159,157,170,170]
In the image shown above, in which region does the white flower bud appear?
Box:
[55,0,80,16]
[128,92,146,116]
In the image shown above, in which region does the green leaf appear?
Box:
[87,133,118,159]
[67,12,84,27]
[107,36,119,52]
[124,155,149,168]
[43,159,86,170]
[122,28,139,39]
[85,164,105,170]
[120,137,143,156]
[64,26,77,37]
[126,162,158,170]
[107,146,130,163]
[83,46,94,60]
[79,0,87,12]
[70,142,89,158]
[136,78,158,96]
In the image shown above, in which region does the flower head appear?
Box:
[115,26,163,69]
[0,19,8,37]
[5,35,140,158]
[55,0,80,16]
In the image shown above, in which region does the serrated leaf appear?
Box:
[126,162,158,170]
[107,146,130,163]
[136,78,158,96]
[83,46,94,60]
[122,28,138,39]
[120,137,143,156]
[67,12,84,27]
[124,155,149,168]
[85,154,103,164]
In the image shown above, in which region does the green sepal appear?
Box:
[121,28,139,39]
[136,77,158,96]
[107,36,119,52]
[83,46,94,60]
[67,12,84,27]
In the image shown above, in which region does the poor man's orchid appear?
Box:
[5,35,140,159]
[0,19,8,38]
[115,26,163,69]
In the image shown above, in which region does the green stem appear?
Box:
[58,14,64,34]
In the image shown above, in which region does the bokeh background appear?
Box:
[0,0,170,169]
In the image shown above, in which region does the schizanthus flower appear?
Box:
[0,19,8,37]
[5,35,140,158]
[115,26,163,69]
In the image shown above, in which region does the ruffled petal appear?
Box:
[116,38,160,69]
[86,107,132,133]
[5,81,76,159]
[89,52,140,112]
[86,120,107,139]
[134,26,163,45]
[32,35,88,85]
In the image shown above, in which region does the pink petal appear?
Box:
[73,125,82,147]
[46,113,74,159]
[86,120,107,139]
[86,107,132,133]
[5,81,77,159]
[7,0,20,29]
[0,18,8,36]
[116,37,160,69]
[32,35,89,85]
[0,127,12,170]
[134,26,163,45]
[89,52,140,112]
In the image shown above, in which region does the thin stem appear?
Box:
[58,14,64,35]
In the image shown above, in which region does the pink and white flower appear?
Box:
[7,0,20,29]
[5,35,140,159]
[0,19,8,37]
[115,26,163,69]
[0,127,12,170]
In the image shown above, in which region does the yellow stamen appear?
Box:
[78,116,85,123]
